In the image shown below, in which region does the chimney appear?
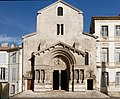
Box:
[1,42,9,47]
[11,43,16,48]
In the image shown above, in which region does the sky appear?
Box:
[0,0,120,45]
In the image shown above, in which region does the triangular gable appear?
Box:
[83,32,98,39]
[38,0,83,14]
[22,32,36,39]
[34,41,85,56]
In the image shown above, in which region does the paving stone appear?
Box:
[12,90,110,98]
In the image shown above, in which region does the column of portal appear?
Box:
[35,70,40,83]
[79,70,84,83]
[59,70,61,90]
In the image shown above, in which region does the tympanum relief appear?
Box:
[51,57,67,70]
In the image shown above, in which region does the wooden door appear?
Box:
[53,70,59,90]
[61,70,67,90]
[87,79,93,90]
[27,79,32,90]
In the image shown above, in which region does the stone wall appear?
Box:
[22,1,96,91]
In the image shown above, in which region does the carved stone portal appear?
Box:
[36,70,40,83]
[51,57,67,70]
[74,69,84,83]
[86,70,93,78]
[80,70,84,83]
[74,70,79,83]
[35,70,45,83]
[41,70,45,83]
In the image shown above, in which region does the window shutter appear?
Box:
[5,68,8,81]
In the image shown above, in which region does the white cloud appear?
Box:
[0,34,22,45]
[0,15,29,31]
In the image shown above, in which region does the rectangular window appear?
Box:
[116,25,120,36]
[0,53,6,64]
[11,85,15,94]
[12,68,16,81]
[102,48,109,62]
[0,67,5,80]
[57,24,64,35]
[102,72,109,86]
[61,24,64,35]
[116,72,120,86]
[115,48,120,62]
[57,24,60,35]
[101,26,108,36]
[12,53,16,64]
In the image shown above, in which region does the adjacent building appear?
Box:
[9,44,22,96]
[0,42,22,97]
[90,16,120,96]
[0,42,9,98]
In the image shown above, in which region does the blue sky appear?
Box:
[0,0,120,45]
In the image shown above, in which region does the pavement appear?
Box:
[11,90,110,98]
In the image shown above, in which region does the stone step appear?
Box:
[12,90,110,98]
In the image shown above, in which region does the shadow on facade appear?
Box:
[100,62,108,95]
[0,83,9,98]
[72,65,74,91]
[30,52,35,91]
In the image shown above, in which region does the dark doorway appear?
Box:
[53,70,68,90]
[61,70,68,90]
[27,79,33,90]
[87,79,93,90]
[53,70,59,90]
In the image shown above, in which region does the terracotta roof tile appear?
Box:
[0,46,22,51]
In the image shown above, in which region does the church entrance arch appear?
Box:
[53,70,68,90]
[52,55,70,91]
[47,48,76,91]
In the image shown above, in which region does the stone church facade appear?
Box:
[22,0,97,92]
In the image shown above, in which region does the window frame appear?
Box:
[61,24,64,35]
[10,85,15,94]
[12,52,16,64]
[116,72,120,86]
[115,48,120,62]
[101,48,109,62]
[57,24,60,35]
[101,25,108,37]
[0,53,6,64]
[102,72,109,86]
[115,25,120,36]
[57,7,63,16]
[57,24,64,35]
[0,67,5,80]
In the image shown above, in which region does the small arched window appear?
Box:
[58,7,63,16]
